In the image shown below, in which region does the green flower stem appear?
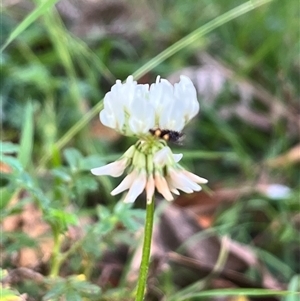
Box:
[135,197,155,301]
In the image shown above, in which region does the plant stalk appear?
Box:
[135,198,155,301]
[49,231,61,277]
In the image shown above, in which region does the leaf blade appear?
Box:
[1,0,60,52]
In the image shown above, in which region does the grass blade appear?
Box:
[1,0,60,52]
[132,0,274,79]
[18,101,34,168]
[285,275,300,301]
[176,289,297,300]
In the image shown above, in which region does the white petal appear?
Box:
[170,187,180,195]
[173,153,183,163]
[182,170,208,184]
[174,75,199,123]
[154,172,174,201]
[167,175,194,193]
[149,78,174,126]
[126,75,134,83]
[101,76,141,134]
[121,77,139,108]
[146,174,155,204]
[128,96,155,134]
[100,110,116,129]
[123,172,147,203]
[158,97,185,131]
[111,171,136,195]
[91,158,127,177]
[153,146,172,166]
[168,169,201,192]
[101,89,125,131]
[149,78,173,109]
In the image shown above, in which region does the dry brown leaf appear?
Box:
[174,187,254,228]
[2,267,44,286]
[17,203,54,267]
[0,161,12,173]
[57,0,156,39]
[2,191,54,268]
[267,144,300,167]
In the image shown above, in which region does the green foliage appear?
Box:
[285,275,300,301]
[1,0,61,51]
[185,289,297,300]
[44,276,101,301]
[1,0,299,299]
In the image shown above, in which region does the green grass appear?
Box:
[1,0,299,300]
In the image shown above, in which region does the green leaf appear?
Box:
[0,287,21,300]
[43,281,66,300]
[63,148,83,170]
[51,168,72,182]
[47,209,79,233]
[12,64,51,90]
[17,101,34,168]
[75,176,98,195]
[285,275,300,301]
[114,201,133,215]
[177,289,297,300]
[97,205,111,221]
[79,155,104,171]
[94,206,115,235]
[0,141,19,154]
[0,197,28,219]
[72,279,101,295]
[0,187,16,210]
[1,0,61,52]
[65,289,82,301]
[3,231,37,253]
[1,155,23,172]
[121,215,142,232]
[113,202,144,231]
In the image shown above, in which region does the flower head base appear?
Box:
[91,143,207,203]
[92,75,207,203]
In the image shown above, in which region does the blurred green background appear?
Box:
[1,0,299,300]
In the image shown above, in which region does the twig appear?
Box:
[2,267,45,285]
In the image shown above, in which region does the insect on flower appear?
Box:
[149,128,184,144]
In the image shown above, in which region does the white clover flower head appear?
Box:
[100,75,199,135]
[91,75,207,203]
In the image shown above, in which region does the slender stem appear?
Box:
[49,231,61,277]
[49,231,88,277]
[135,198,155,301]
